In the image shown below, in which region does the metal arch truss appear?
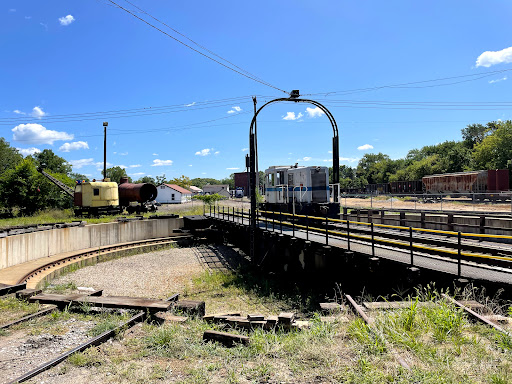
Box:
[248,97,340,261]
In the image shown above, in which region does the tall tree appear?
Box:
[472,120,512,169]
[0,138,22,176]
[135,176,156,185]
[103,166,129,184]
[169,175,192,189]
[34,149,72,175]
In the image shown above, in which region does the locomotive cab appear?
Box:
[262,165,338,218]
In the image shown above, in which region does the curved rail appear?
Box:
[16,235,191,285]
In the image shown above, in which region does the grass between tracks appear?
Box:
[42,272,512,384]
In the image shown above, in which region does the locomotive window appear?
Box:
[288,173,294,186]
[271,173,275,186]
[276,172,280,185]
[279,171,285,185]
[93,188,100,196]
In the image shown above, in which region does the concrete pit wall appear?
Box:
[0,217,183,269]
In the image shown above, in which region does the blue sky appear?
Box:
[2,1,512,181]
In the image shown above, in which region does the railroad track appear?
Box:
[8,235,192,289]
[344,294,512,373]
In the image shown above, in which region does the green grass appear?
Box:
[0,296,42,325]
[0,206,203,230]
[39,272,512,383]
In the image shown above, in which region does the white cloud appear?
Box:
[152,153,158,156]
[40,23,48,31]
[327,150,332,154]
[489,76,507,84]
[25,16,31,20]
[31,106,47,118]
[226,167,240,170]
[70,158,94,169]
[119,152,128,156]
[151,159,173,166]
[129,172,145,177]
[283,112,303,121]
[9,9,16,12]
[227,106,242,114]
[129,164,141,168]
[306,107,325,118]
[17,147,41,156]
[357,144,374,151]
[214,151,220,155]
[476,46,512,67]
[185,102,196,107]
[340,157,359,163]
[12,123,73,144]
[59,141,89,152]
[118,165,128,169]
[188,164,192,167]
[301,157,312,161]
[13,109,25,115]
[241,148,248,152]
[202,172,207,175]
[59,15,75,26]
[195,148,212,156]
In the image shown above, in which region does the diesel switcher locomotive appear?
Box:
[259,165,339,218]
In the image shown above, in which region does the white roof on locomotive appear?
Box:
[265,165,328,173]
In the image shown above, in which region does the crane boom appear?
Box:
[37,167,74,198]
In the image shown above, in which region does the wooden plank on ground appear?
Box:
[203,330,250,347]
[0,283,26,296]
[29,294,172,312]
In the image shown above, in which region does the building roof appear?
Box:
[189,186,202,192]
[203,184,229,191]
[162,184,192,194]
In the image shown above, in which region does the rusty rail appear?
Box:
[7,311,145,384]
[16,235,191,285]
[345,294,410,370]
[442,294,511,337]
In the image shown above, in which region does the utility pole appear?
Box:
[103,122,108,181]
[252,96,258,195]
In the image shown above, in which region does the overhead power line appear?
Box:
[302,68,512,97]
[106,0,288,95]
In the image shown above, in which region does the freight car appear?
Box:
[341,169,511,200]
[260,165,339,218]
[423,169,510,200]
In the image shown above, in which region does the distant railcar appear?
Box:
[389,180,423,194]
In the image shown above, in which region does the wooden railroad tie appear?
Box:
[203,330,250,347]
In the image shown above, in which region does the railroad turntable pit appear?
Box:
[1,214,512,383]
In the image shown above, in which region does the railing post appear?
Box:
[325,213,329,246]
[213,205,216,217]
[279,206,282,234]
[371,222,375,257]
[223,206,225,220]
[347,220,351,251]
[209,204,211,216]
[458,231,462,277]
[306,214,309,241]
[409,227,413,266]
[272,210,275,231]
[292,211,295,237]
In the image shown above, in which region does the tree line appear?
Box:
[331,120,512,188]
[1,119,509,216]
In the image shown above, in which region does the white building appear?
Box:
[155,184,192,204]
[189,185,203,196]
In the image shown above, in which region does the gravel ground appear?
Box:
[0,319,96,384]
[49,245,244,299]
